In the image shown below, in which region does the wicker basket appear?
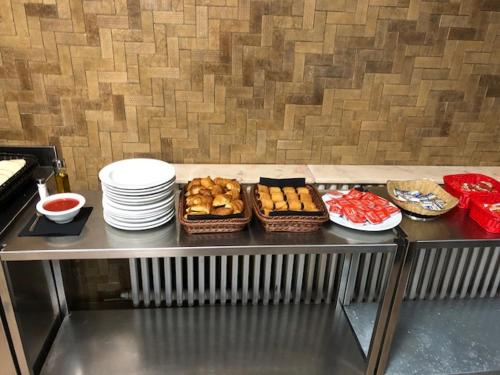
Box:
[251,184,329,232]
[387,179,459,217]
[178,188,252,234]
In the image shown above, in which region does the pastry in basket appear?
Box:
[184,176,244,218]
[255,184,319,215]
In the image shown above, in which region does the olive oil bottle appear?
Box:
[54,159,71,193]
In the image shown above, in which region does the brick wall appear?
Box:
[1,0,500,190]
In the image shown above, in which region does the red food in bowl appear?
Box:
[43,198,80,212]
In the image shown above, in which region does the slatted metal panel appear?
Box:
[403,246,500,301]
[128,253,343,307]
[342,252,394,305]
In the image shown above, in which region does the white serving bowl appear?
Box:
[36,193,86,224]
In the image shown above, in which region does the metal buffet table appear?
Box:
[366,187,500,375]
[0,191,402,375]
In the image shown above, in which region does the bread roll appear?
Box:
[271,192,284,202]
[282,187,296,194]
[212,207,233,215]
[269,187,282,194]
[261,198,274,210]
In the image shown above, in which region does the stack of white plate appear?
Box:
[99,159,176,231]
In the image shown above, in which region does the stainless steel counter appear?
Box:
[0,191,398,261]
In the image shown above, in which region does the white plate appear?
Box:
[103,188,174,206]
[104,210,175,231]
[322,192,402,232]
[101,179,175,196]
[99,159,176,189]
[103,194,174,212]
[102,203,172,219]
[104,208,173,223]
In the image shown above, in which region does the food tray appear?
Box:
[387,179,458,217]
[251,184,329,232]
[443,173,500,209]
[178,187,252,234]
[469,193,500,233]
[0,153,39,209]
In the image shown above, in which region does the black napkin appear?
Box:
[19,207,93,237]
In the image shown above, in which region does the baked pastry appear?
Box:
[256,183,319,215]
[185,176,244,218]
[186,195,212,206]
[299,193,312,203]
[213,193,231,207]
[257,184,269,194]
[259,192,271,200]
[228,199,244,214]
[201,176,215,188]
[274,201,288,211]
[261,198,274,210]
[214,177,228,186]
[297,187,309,195]
[211,184,224,195]
[227,189,241,199]
[288,200,302,211]
[271,192,284,202]
[303,202,318,211]
[285,192,299,201]
[226,180,241,192]
[187,203,211,215]
[212,207,233,215]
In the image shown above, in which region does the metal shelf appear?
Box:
[41,304,366,375]
[346,299,500,375]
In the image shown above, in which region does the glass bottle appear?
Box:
[54,159,71,193]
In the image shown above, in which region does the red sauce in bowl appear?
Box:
[43,198,80,212]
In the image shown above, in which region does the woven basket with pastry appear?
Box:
[251,177,329,232]
[178,176,251,234]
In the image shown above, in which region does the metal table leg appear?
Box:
[366,238,408,375]
[375,241,415,375]
[0,262,31,375]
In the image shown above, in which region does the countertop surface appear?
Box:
[368,187,500,244]
[0,191,397,261]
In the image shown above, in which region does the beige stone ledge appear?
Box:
[173,164,500,184]
[307,165,500,184]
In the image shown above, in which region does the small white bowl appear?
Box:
[36,193,86,224]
